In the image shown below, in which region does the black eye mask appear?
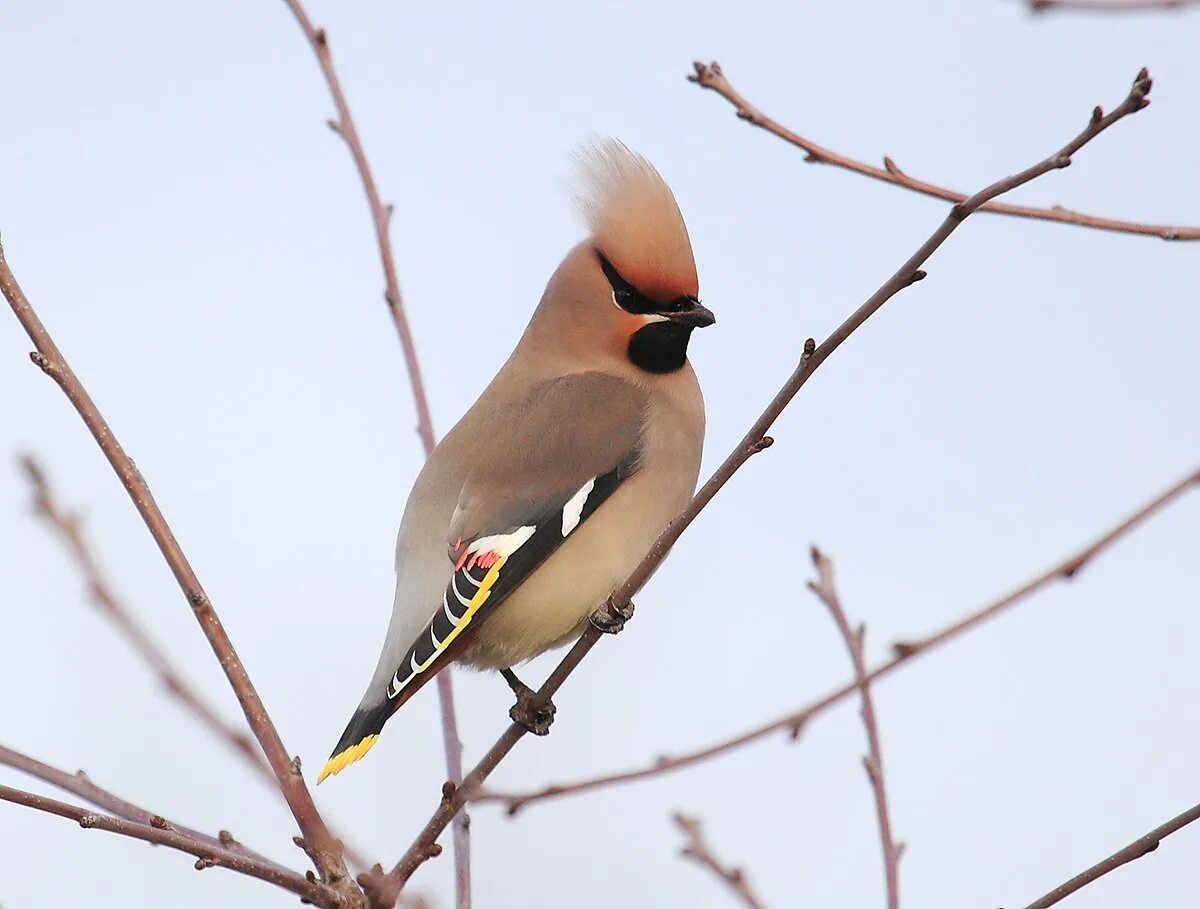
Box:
[595,249,698,315]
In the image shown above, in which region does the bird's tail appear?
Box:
[318,590,478,783]
[318,701,392,783]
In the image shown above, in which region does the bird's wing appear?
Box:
[394,371,646,692]
[320,371,646,780]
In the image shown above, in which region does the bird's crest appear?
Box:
[572,139,698,302]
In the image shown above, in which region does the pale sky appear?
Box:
[2,2,1198,908]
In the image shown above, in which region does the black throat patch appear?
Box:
[627,321,693,374]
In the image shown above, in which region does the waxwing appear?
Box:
[321,139,713,781]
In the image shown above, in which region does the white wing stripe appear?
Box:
[451,574,472,607]
[561,478,596,537]
[389,667,415,699]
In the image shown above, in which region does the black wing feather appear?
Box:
[381,452,634,705]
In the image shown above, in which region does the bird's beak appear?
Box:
[665,301,716,329]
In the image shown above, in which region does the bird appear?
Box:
[319,139,713,783]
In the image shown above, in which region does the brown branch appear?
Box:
[673,813,769,909]
[279,4,470,903]
[362,68,1160,905]
[0,784,334,906]
[0,743,275,866]
[278,0,436,454]
[18,454,373,872]
[18,453,373,873]
[432,674,471,909]
[1019,801,1200,908]
[808,549,901,909]
[0,251,357,902]
[18,456,271,778]
[688,62,1197,241]
[1031,0,1198,12]
[471,464,1199,811]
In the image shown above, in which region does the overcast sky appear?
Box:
[2,2,1198,907]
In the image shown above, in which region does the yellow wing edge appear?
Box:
[316,557,507,785]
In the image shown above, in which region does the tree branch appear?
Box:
[17,454,373,872]
[278,0,436,454]
[688,62,1196,241]
[0,743,274,866]
[0,249,357,902]
[1018,801,1200,908]
[0,783,334,906]
[362,67,1160,905]
[673,813,769,909]
[279,4,469,902]
[808,548,901,909]
[471,464,1198,810]
[18,456,269,777]
[1031,0,1198,12]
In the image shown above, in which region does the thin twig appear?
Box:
[19,457,270,777]
[0,784,334,907]
[0,743,274,865]
[1031,0,1198,12]
[278,0,436,453]
[808,549,901,909]
[475,462,1190,810]
[279,4,470,902]
[688,62,1196,241]
[0,252,357,902]
[470,464,1198,811]
[363,68,1161,905]
[673,813,768,909]
[17,454,372,872]
[1019,801,1200,908]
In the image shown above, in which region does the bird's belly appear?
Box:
[459,471,692,669]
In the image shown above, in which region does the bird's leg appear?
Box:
[502,668,556,735]
[589,596,635,635]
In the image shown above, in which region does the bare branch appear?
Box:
[19,456,271,778]
[17,453,372,872]
[808,549,900,909]
[0,743,276,866]
[279,4,469,901]
[365,69,1162,904]
[1031,0,1198,12]
[673,813,769,909]
[0,250,356,901]
[430,679,470,909]
[279,0,436,454]
[0,784,334,906]
[688,62,1196,241]
[1019,801,1200,908]
[470,465,1199,810]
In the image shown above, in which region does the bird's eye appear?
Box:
[665,295,699,313]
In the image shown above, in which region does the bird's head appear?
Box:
[524,139,714,376]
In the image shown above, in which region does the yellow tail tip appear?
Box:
[317,734,379,784]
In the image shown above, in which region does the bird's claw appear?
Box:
[509,687,556,736]
[590,597,635,635]
[502,669,556,735]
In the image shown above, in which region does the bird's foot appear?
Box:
[590,597,635,635]
[502,668,556,736]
